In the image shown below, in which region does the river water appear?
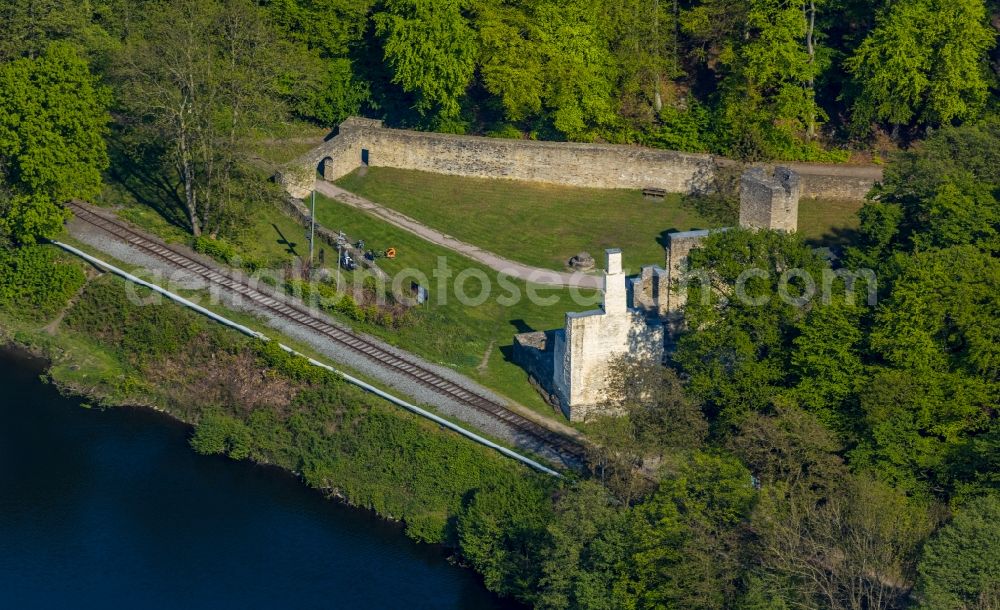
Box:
[0,346,517,609]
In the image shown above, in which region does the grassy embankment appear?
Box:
[335,167,865,270]
[0,244,555,545]
[94,174,602,419]
[53,228,574,454]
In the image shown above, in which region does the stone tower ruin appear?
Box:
[738,166,801,232]
[515,167,806,422]
[659,166,803,314]
[550,249,664,422]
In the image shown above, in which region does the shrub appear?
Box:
[0,245,86,321]
[486,124,524,140]
[193,235,237,262]
[62,277,237,366]
[334,293,365,322]
[253,339,329,384]
[191,409,253,460]
[641,101,712,153]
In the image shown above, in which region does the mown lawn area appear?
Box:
[314,192,602,417]
[336,167,722,273]
[798,198,864,248]
[233,205,312,267]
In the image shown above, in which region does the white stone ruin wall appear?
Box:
[553,249,664,422]
[630,266,670,317]
[663,229,713,313]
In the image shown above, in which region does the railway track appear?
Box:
[67,202,588,467]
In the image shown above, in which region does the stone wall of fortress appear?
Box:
[278,117,881,201]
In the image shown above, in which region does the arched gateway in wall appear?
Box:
[276,116,881,203]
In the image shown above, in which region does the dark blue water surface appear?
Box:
[0,346,517,609]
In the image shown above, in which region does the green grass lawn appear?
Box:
[336,167,723,273]
[101,188,315,270]
[232,205,313,268]
[798,198,864,248]
[336,167,866,266]
[314,192,601,418]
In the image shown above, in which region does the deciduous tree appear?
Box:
[850,120,1000,262]
[457,475,554,601]
[0,0,113,61]
[0,42,109,243]
[115,0,288,237]
[475,0,617,140]
[715,0,827,160]
[626,452,755,609]
[790,299,867,438]
[846,0,996,133]
[674,228,829,426]
[373,0,477,126]
[588,356,708,504]
[534,482,633,610]
[916,493,1000,609]
[751,475,933,610]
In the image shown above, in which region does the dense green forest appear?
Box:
[1,1,1000,609]
[453,122,1000,609]
[1,0,999,240]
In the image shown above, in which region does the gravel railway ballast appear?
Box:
[65,201,588,469]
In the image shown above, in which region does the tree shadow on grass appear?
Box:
[805,226,862,251]
[107,132,190,232]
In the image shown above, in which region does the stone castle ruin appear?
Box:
[279,117,865,421]
[739,166,802,232]
[517,166,803,421]
[278,117,879,201]
[552,249,665,421]
[661,166,803,313]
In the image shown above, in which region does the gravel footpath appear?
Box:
[314,181,604,289]
[67,211,583,469]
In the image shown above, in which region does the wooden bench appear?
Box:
[642,187,668,200]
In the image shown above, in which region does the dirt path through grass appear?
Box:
[314,180,605,288]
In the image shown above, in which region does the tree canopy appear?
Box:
[373,0,477,126]
[916,494,1000,608]
[0,42,109,243]
[847,0,996,131]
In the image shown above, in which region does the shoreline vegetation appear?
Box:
[0,342,458,536]
[0,251,554,547]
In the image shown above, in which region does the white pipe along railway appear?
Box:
[52,240,564,478]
